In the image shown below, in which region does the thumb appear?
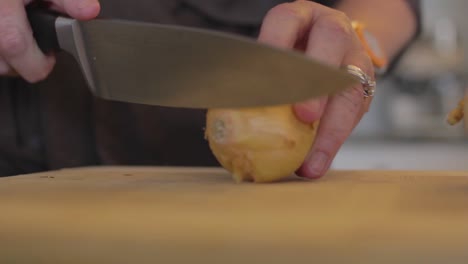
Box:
[293,96,328,123]
[45,0,101,20]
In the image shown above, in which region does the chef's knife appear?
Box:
[27,8,357,109]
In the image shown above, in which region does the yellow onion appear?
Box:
[205,105,318,183]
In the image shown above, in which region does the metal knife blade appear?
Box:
[29,10,358,109]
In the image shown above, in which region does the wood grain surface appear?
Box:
[0,166,467,263]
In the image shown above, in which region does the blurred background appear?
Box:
[333,0,468,170]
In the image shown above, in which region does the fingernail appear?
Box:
[306,152,329,178]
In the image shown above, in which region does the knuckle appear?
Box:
[334,11,351,24]
[316,129,347,154]
[267,3,305,22]
[0,25,27,58]
[361,53,375,75]
[316,14,353,39]
[355,42,369,56]
[339,84,365,110]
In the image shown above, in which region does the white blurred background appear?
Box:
[333,0,468,170]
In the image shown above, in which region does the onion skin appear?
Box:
[205,105,319,183]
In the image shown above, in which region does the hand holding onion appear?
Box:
[205,1,377,183]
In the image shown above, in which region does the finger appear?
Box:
[258,1,330,121]
[293,12,355,123]
[306,12,353,67]
[44,0,100,20]
[346,52,376,126]
[353,93,374,129]
[293,96,328,123]
[259,2,349,124]
[0,0,55,82]
[257,2,313,49]
[296,85,364,179]
[296,9,374,178]
[297,57,374,179]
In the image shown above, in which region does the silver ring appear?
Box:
[344,65,376,98]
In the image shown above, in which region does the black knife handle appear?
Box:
[26,6,61,54]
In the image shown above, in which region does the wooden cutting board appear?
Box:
[0,166,467,264]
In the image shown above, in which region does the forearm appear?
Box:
[335,0,418,62]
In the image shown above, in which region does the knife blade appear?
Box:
[27,8,358,109]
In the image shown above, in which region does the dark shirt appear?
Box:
[0,0,420,176]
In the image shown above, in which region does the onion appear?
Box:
[205,105,318,183]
